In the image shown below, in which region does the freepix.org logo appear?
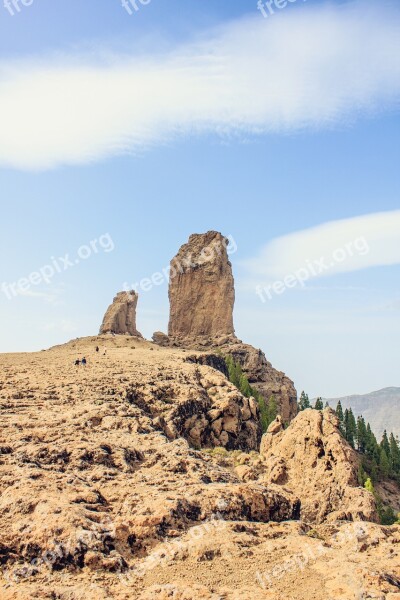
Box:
[4,0,33,16]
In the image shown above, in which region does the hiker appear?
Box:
[82,357,87,366]
[95,346,99,353]
[75,359,80,366]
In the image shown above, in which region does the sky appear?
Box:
[0,0,399,398]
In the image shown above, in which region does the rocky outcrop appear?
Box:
[222,342,298,424]
[260,408,378,524]
[0,338,398,600]
[0,337,296,595]
[100,291,143,337]
[168,231,236,343]
[162,231,298,424]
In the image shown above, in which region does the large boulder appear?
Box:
[260,408,378,524]
[168,231,236,343]
[99,291,143,337]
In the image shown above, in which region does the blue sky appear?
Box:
[0,0,399,398]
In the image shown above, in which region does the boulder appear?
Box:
[168,231,236,342]
[99,291,143,337]
[260,408,378,524]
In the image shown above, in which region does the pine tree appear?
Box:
[266,396,278,426]
[389,433,400,475]
[356,416,368,453]
[335,400,344,422]
[380,448,390,478]
[380,430,391,458]
[239,373,252,398]
[298,391,310,411]
[344,409,355,448]
[335,401,345,436]
[314,397,324,411]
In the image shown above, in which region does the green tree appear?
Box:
[335,400,344,422]
[364,477,375,494]
[356,416,368,453]
[366,423,380,462]
[344,409,356,448]
[314,397,324,411]
[298,391,310,411]
[266,396,278,427]
[225,355,241,389]
[239,373,252,398]
[380,506,397,526]
[380,430,391,457]
[379,448,390,478]
[225,355,278,434]
[358,464,368,486]
[389,433,400,474]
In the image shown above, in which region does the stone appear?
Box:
[99,291,143,337]
[166,232,298,424]
[222,342,298,424]
[168,231,236,342]
[260,408,378,524]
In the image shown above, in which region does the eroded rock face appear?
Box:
[223,342,298,424]
[164,231,298,424]
[100,291,142,337]
[260,408,378,524]
[168,231,236,343]
[0,338,295,593]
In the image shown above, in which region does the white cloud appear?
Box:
[6,284,66,304]
[0,1,399,170]
[241,210,400,284]
[41,319,78,333]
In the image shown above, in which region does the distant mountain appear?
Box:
[323,387,400,441]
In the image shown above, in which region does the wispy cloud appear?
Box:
[241,210,400,285]
[11,284,66,304]
[41,319,78,333]
[0,1,399,170]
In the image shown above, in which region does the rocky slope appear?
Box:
[260,409,378,523]
[0,337,399,600]
[100,292,142,337]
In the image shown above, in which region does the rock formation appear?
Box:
[260,408,378,524]
[162,231,297,423]
[100,291,142,337]
[223,342,298,424]
[0,338,398,600]
[168,231,236,344]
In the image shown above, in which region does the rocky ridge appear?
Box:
[0,337,399,599]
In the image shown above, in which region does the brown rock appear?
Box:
[222,342,298,424]
[100,291,143,337]
[166,232,297,424]
[168,231,236,342]
[260,408,378,524]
